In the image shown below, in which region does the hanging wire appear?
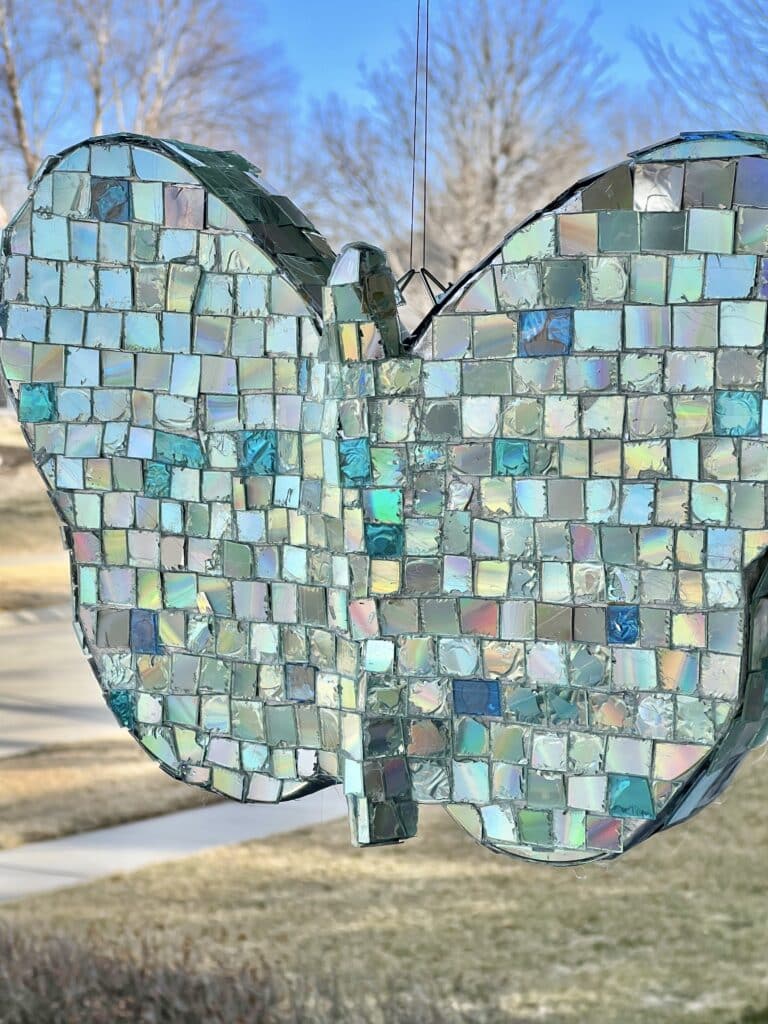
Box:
[421,0,430,270]
[399,0,446,300]
[407,0,422,273]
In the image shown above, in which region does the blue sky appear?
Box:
[259,0,697,108]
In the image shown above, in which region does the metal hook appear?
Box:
[396,266,448,304]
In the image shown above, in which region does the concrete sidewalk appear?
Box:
[0,786,347,903]
[0,610,117,757]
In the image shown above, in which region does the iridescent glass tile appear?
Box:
[6,130,768,865]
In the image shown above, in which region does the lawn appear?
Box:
[0,413,71,610]
[0,559,72,612]
[3,750,768,1024]
[0,738,218,849]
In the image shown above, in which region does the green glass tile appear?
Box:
[629,255,667,304]
[363,488,403,524]
[541,259,586,306]
[518,809,552,846]
[640,212,686,251]
[455,717,489,756]
[598,211,639,253]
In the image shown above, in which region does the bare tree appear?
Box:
[0,1,53,187]
[598,82,683,170]
[0,0,292,211]
[304,0,612,292]
[635,0,768,131]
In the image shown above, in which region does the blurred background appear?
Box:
[0,0,762,318]
[1,2,768,1022]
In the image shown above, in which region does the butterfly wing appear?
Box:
[388,132,768,860]
[0,134,352,803]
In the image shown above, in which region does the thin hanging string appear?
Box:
[421,0,430,269]
[407,0,422,273]
[402,0,442,298]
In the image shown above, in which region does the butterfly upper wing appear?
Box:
[0,134,356,802]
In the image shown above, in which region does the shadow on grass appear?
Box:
[0,925,538,1024]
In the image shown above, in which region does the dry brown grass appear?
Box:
[0,559,71,611]
[0,925,477,1024]
[0,416,25,448]
[0,737,218,850]
[3,750,768,1023]
[0,414,72,608]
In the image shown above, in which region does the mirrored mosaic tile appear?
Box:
[4,130,768,866]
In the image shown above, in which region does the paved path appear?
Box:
[0,608,116,757]
[0,786,347,902]
[0,605,349,906]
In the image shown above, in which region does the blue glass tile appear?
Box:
[734,156,768,206]
[493,439,531,476]
[71,221,98,261]
[704,255,756,299]
[339,437,372,485]
[49,308,84,346]
[364,522,404,558]
[714,390,761,437]
[161,502,183,533]
[452,678,502,717]
[154,430,206,468]
[130,609,161,654]
[298,358,309,394]
[4,304,46,342]
[91,143,131,176]
[18,382,55,422]
[239,429,277,475]
[162,313,191,353]
[606,605,640,645]
[608,775,655,819]
[91,178,130,222]
[144,460,172,497]
[518,308,572,356]
[107,689,135,729]
[413,444,444,468]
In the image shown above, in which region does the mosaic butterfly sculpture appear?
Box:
[3,130,768,864]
